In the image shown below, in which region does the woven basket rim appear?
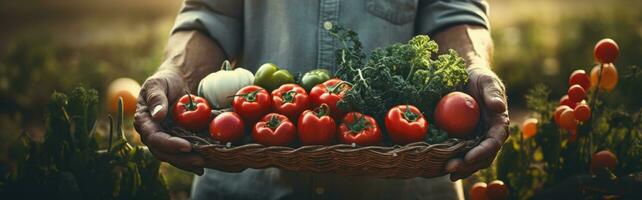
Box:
[193,138,478,155]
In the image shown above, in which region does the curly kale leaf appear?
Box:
[331,27,468,121]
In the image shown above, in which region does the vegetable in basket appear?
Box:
[172,92,212,131]
[300,68,332,91]
[337,112,382,146]
[232,85,272,123]
[297,104,336,145]
[209,112,245,143]
[198,60,255,109]
[252,113,297,146]
[385,105,429,145]
[309,78,352,120]
[254,63,296,91]
[271,83,310,120]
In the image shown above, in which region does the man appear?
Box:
[134,0,509,199]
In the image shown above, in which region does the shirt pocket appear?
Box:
[366,0,418,25]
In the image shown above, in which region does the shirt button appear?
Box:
[315,187,325,195]
[323,21,333,30]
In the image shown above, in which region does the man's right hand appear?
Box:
[134,69,205,175]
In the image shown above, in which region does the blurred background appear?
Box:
[0,0,641,199]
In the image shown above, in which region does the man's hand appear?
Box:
[445,66,509,181]
[134,69,205,175]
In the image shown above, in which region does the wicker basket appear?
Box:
[171,127,479,179]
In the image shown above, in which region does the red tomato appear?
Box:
[434,92,480,138]
[568,69,591,90]
[521,118,538,139]
[574,103,591,122]
[338,112,382,146]
[297,104,337,145]
[594,38,619,63]
[559,95,576,108]
[271,84,309,120]
[559,109,577,130]
[209,112,245,143]
[470,182,489,200]
[232,85,272,123]
[252,113,297,146]
[590,63,619,91]
[590,150,617,173]
[309,78,352,120]
[567,84,586,103]
[173,93,211,131]
[385,105,428,145]
[554,105,572,125]
[487,180,509,200]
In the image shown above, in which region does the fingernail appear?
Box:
[151,105,163,117]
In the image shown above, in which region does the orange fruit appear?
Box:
[590,63,618,91]
[558,109,577,130]
[590,150,617,173]
[487,180,509,200]
[470,182,489,200]
[574,103,591,122]
[107,78,141,116]
[554,105,571,125]
[521,118,538,139]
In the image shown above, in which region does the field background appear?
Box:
[1,0,641,199]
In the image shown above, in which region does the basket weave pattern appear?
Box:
[189,136,477,179]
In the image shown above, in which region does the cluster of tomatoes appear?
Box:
[171,78,479,147]
[470,180,509,200]
[548,38,619,142]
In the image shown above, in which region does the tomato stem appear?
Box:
[184,91,197,111]
[229,89,264,102]
[347,113,370,134]
[221,60,233,71]
[282,90,298,103]
[327,81,352,95]
[314,104,331,118]
[402,105,419,122]
[266,114,282,129]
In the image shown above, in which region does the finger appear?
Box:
[141,77,171,121]
[465,122,508,164]
[150,148,205,175]
[446,158,464,173]
[478,73,507,113]
[449,159,494,181]
[134,107,192,153]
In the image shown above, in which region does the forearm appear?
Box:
[159,30,226,92]
[433,24,493,69]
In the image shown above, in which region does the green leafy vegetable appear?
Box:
[331,26,468,119]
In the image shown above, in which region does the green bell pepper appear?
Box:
[300,69,331,91]
[253,63,295,91]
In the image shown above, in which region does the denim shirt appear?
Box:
[172,0,489,199]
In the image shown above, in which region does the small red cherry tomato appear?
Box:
[559,95,577,108]
[594,38,619,63]
[232,85,271,123]
[574,103,591,122]
[590,150,617,173]
[487,180,509,200]
[271,84,309,120]
[252,113,297,146]
[568,69,591,91]
[209,112,245,143]
[173,93,211,131]
[338,112,382,146]
[567,84,586,103]
[385,105,428,145]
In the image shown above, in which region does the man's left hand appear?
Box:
[446,66,510,181]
